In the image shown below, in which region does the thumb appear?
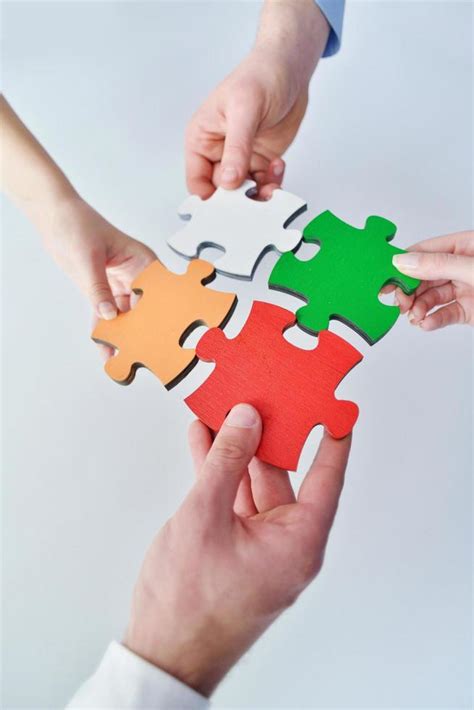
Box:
[86,255,118,320]
[393,251,474,286]
[199,404,262,517]
[220,105,261,189]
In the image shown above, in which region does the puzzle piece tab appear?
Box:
[167,179,306,279]
[269,211,420,344]
[185,301,362,471]
[92,259,236,388]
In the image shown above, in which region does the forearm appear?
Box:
[0,96,76,228]
[255,0,330,86]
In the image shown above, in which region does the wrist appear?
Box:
[123,599,276,697]
[254,0,329,86]
[123,620,234,697]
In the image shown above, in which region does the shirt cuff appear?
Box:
[315,0,345,57]
[67,641,209,710]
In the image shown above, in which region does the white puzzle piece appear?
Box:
[167,180,307,279]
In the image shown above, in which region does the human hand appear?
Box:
[0,97,157,333]
[185,0,329,199]
[40,194,156,336]
[124,404,351,696]
[393,231,474,330]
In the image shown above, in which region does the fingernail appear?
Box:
[272,163,284,177]
[393,292,400,307]
[407,310,417,324]
[98,301,117,320]
[393,253,420,270]
[226,404,258,428]
[221,166,238,184]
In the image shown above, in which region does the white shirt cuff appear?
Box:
[67,641,209,709]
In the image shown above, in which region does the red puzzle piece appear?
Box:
[185,301,362,471]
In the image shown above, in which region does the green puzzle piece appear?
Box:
[269,211,420,344]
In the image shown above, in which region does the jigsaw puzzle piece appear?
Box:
[178,194,205,220]
[212,250,264,280]
[168,181,255,260]
[294,287,401,341]
[273,227,304,256]
[186,301,362,471]
[167,196,207,258]
[92,259,236,388]
[168,180,306,279]
[269,211,420,344]
[96,323,195,386]
[267,187,308,229]
[309,213,419,292]
[308,329,360,437]
[311,212,397,246]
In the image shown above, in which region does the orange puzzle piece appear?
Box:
[92,259,237,388]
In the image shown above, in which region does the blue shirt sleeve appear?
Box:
[315,0,345,57]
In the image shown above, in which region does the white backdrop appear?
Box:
[2,2,472,708]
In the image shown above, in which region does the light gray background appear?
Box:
[1,1,473,708]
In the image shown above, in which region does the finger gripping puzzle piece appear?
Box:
[269,211,420,344]
[92,259,236,388]
[167,180,307,279]
[185,301,362,471]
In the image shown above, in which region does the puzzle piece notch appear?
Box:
[186,301,362,471]
[168,179,307,279]
[269,210,420,344]
[92,259,237,388]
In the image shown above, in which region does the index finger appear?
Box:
[408,231,472,254]
[186,149,215,199]
[188,419,213,476]
[298,433,352,532]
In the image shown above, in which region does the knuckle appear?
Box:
[185,122,211,153]
[88,279,111,301]
[438,309,450,327]
[185,120,199,147]
[429,285,446,305]
[224,139,249,159]
[224,141,250,163]
[213,438,246,465]
[456,302,467,324]
[193,134,220,156]
[417,292,432,309]
[423,252,448,273]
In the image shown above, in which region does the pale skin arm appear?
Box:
[124,403,351,696]
[185,0,330,198]
[0,96,156,329]
[393,231,474,330]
